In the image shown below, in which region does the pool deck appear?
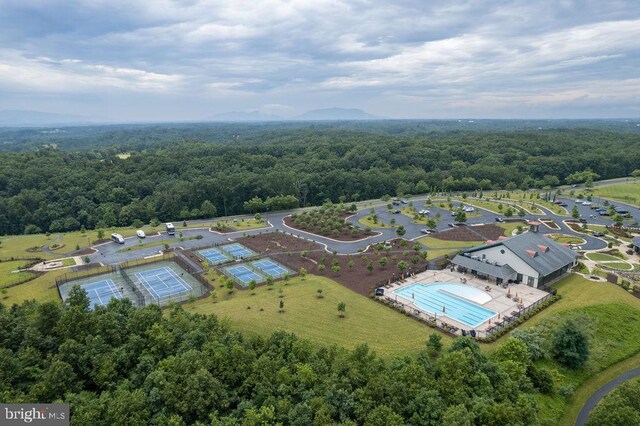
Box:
[381,269,550,335]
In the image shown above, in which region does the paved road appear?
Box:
[576,367,640,426]
[83,183,640,266]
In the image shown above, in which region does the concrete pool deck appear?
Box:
[380,269,550,335]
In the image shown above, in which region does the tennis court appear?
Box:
[250,258,291,278]
[223,264,265,286]
[220,243,255,258]
[82,279,123,308]
[197,247,230,265]
[135,266,192,301]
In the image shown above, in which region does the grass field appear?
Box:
[498,222,525,236]
[190,273,451,357]
[358,216,394,229]
[548,234,585,244]
[205,218,270,232]
[586,253,621,262]
[416,236,484,249]
[0,260,35,288]
[0,269,63,305]
[458,198,514,215]
[586,181,640,207]
[599,262,633,271]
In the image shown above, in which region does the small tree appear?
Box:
[254,212,262,222]
[299,267,307,279]
[426,334,442,357]
[210,290,218,303]
[379,257,388,269]
[572,206,580,219]
[337,302,346,318]
[316,289,324,299]
[279,299,285,313]
[397,261,408,274]
[552,320,589,369]
[225,279,234,294]
[454,210,467,223]
[318,264,326,272]
[396,225,406,237]
[332,265,341,275]
[366,262,374,274]
[412,243,421,252]
[266,276,274,289]
[97,229,105,240]
[347,260,355,269]
[249,280,256,293]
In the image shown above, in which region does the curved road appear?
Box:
[576,367,640,425]
[82,190,638,266]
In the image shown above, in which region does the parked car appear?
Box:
[392,200,401,205]
[598,210,610,216]
[579,218,587,223]
[401,199,408,204]
[495,217,505,223]
[392,209,401,214]
[136,230,146,238]
[575,199,582,203]
[448,223,455,228]
[420,228,432,234]
[560,202,568,207]
[418,209,430,215]
[554,200,563,205]
[593,231,605,237]
[582,201,592,206]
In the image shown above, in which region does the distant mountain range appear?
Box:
[208,107,384,122]
[0,110,95,126]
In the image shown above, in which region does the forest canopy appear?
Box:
[0,292,544,425]
[1,124,639,235]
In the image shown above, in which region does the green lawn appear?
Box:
[358,216,394,229]
[588,181,640,207]
[599,262,633,271]
[586,253,621,262]
[204,218,270,232]
[60,258,76,267]
[417,236,484,249]
[459,199,514,215]
[189,274,450,358]
[0,269,63,305]
[533,198,570,216]
[498,222,526,236]
[549,234,585,244]
[0,260,35,288]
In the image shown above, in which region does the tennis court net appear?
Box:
[119,267,146,307]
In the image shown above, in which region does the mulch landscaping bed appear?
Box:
[540,219,560,230]
[210,226,236,233]
[283,215,376,242]
[237,232,429,296]
[431,224,506,242]
[75,247,97,256]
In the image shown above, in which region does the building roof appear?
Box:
[633,236,640,247]
[461,230,579,276]
[452,254,517,279]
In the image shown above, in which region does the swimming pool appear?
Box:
[393,282,496,328]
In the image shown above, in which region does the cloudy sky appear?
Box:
[1,0,639,121]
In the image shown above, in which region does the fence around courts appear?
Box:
[56,252,211,307]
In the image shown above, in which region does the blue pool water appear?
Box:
[393,282,496,328]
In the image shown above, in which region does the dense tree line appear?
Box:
[1,126,640,235]
[0,290,549,425]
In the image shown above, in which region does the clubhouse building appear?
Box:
[452,222,579,289]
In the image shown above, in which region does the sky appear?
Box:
[0,0,639,121]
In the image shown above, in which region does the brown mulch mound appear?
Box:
[283,216,376,242]
[431,224,508,242]
[237,232,428,296]
[75,247,97,256]
[210,226,236,233]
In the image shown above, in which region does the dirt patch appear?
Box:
[237,232,429,296]
[74,247,96,256]
[283,216,376,242]
[210,226,236,233]
[540,218,560,230]
[431,224,506,242]
[72,263,102,272]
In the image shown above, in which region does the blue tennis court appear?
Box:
[197,248,230,265]
[223,264,265,286]
[82,279,122,308]
[135,266,192,300]
[220,243,255,258]
[251,258,290,277]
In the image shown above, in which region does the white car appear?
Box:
[582,201,591,206]
[418,209,430,215]
[575,199,582,203]
[136,230,146,238]
[463,206,475,212]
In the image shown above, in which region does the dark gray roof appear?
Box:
[462,231,579,277]
[452,255,517,279]
[633,236,640,248]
